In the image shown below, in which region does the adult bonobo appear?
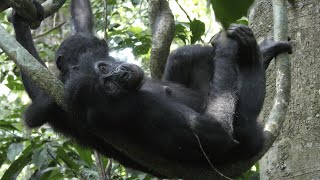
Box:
[12,0,291,178]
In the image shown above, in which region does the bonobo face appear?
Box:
[76,54,145,96]
[94,61,144,94]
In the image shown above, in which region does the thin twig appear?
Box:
[94,151,106,180]
[105,159,113,180]
[174,0,192,22]
[193,133,234,180]
[34,21,66,39]
[103,0,108,42]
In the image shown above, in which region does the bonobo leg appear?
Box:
[163,45,214,96]
[190,31,242,163]
[163,45,213,113]
[226,24,265,157]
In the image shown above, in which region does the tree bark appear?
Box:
[250,0,320,179]
[0,25,65,109]
[148,0,175,79]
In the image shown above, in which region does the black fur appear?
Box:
[13,0,292,178]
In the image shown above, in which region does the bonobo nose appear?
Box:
[116,63,145,90]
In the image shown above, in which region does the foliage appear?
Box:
[0,0,255,179]
[210,0,253,28]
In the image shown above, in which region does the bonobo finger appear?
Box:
[227,28,245,42]
[227,27,249,48]
[288,36,291,41]
[229,24,254,37]
[30,0,45,29]
[275,41,293,54]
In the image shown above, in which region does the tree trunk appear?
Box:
[250,0,320,179]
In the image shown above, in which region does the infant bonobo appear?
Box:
[13,0,292,178]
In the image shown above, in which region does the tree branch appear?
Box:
[33,21,66,39]
[0,24,65,109]
[263,0,290,146]
[148,0,175,79]
[42,0,67,18]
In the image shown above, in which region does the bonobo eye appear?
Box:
[71,65,79,71]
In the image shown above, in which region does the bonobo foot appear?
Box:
[94,62,144,95]
[227,24,260,65]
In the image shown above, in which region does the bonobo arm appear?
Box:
[13,3,61,128]
[12,4,45,99]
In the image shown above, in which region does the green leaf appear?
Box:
[39,162,59,180]
[1,145,33,180]
[190,19,205,44]
[236,17,249,25]
[128,26,143,35]
[45,169,64,180]
[133,44,151,56]
[5,75,24,91]
[175,24,188,44]
[75,146,93,167]
[56,148,80,171]
[131,0,141,6]
[0,144,10,167]
[0,120,19,131]
[7,143,24,162]
[32,147,50,168]
[211,0,254,28]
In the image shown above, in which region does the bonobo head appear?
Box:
[55,34,108,82]
[56,0,144,97]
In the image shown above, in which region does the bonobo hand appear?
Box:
[11,0,44,29]
[259,37,292,69]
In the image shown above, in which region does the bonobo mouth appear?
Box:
[94,62,144,93]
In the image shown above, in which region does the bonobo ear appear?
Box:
[71,0,93,34]
[56,55,66,71]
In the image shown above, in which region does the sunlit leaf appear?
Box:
[190,19,205,44]
[1,145,34,180]
[7,143,24,162]
[0,120,19,131]
[210,0,254,28]
[75,145,93,167]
